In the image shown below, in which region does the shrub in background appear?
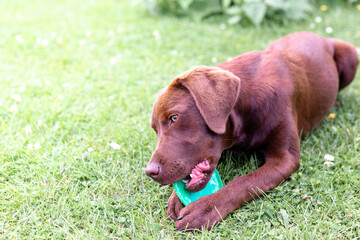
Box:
[224,0,312,26]
[143,0,313,26]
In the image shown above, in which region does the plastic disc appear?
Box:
[173,169,223,206]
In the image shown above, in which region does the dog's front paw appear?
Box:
[175,194,227,231]
[166,190,184,220]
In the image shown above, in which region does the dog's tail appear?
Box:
[331,39,359,91]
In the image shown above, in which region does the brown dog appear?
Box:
[145,32,358,231]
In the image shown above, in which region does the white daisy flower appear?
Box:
[36,37,42,45]
[79,40,86,46]
[15,35,25,44]
[325,27,333,34]
[108,30,114,37]
[41,39,49,47]
[56,37,63,44]
[19,86,26,92]
[10,105,18,113]
[11,94,21,102]
[25,125,32,134]
[153,30,161,40]
[110,142,121,150]
[109,57,117,65]
[34,142,41,150]
[324,154,334,161]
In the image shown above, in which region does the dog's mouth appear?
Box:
[181,160,212,192]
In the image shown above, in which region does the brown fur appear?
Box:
[145,32,358,231]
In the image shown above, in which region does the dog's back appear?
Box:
[268,31,358,91]
[217,32,358,136]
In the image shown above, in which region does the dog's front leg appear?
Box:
[166,190,184,220]
[175,135,300,231]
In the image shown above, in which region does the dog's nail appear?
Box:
[175,225,184,231]
[177,216,183,220]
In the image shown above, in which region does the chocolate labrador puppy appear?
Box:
[145,32,358,231]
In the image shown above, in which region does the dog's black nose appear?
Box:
[145,162,160,179]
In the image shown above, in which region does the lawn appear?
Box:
[0,0,359,239]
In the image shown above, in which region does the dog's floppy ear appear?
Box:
[176,66,241,134]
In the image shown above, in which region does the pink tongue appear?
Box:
[187,160,210,188]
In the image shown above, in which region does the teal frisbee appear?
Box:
[173,169,223,206]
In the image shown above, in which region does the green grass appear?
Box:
[0,0,359,239]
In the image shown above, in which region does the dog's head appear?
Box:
[145,66,240,192]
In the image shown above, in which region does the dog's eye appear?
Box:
[170,115,178,122]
